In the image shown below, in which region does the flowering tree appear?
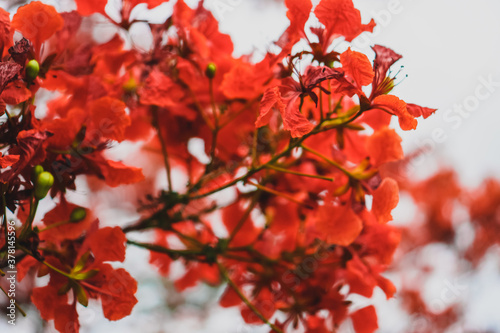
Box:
[0,0,498,332]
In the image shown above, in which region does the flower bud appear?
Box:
[34,171,54,200]
[205,62,217,79]
[70,207,87,223]
[123,76,137,93]
[32,165,44,182]
[26,59,40,81]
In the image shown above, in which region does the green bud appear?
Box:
[26,59,40,81]
[70,207,87,223]
[122,76,137,92]
[34,171,54,200]
[32,165,44,182]
[205,62,217,79]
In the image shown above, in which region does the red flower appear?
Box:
[314,0,375,42]
[11,2,64,54]
[256,66,342,137]
[30,223,137,332]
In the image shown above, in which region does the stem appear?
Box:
[319,83,324,122]
[170,228,203,247]
[151,107,173,192]
[300,144,353,177]
[17,243,74,279]
[126,239,204,258]
[19,196,39,240]
[41,261,73,279]
[177,79,215,130]
[218,262,283,333]
[188,129,313,200]
[38,220,70,233]
[246,180,313,209]
[0,285,27,317]
[228,196,259,243]
[219,97,260,129]
[4,110,15,128]
[208,78,219,163]
[265,164,334,182]
[251,126,259,168]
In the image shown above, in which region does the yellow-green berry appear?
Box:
[32,165,44,182]
[26,59,40,81]
[70,207,87,223]
[205,62,217,79]
[34,171,54,200]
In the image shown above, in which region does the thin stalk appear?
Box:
[247,180,313,209]
[208,78,219,163]
[126,239,203,257]
[228,196,259,243]
[38,220,70,233]
[218,262,283,333]
[19,196,39,240]
[300,144,353,177]
[0,285,26,317]
[265,164,334,182]
[152,107,173,192]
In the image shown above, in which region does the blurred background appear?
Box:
[2,0,500,332]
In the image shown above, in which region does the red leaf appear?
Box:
[54,304,80,333]
[351,305,378,333]
[0,62,22,94]
[316,199,363,246]
[0,129,49,183]
[371,94,417,130]
[222,201,260,247]
[41,201,94,242]
[277,0,313,49]
[315,0,375,42]
[0,8,11,55]
[372,178,399,224]
[340,48,374,87]
[372,45,402,87]
[75,0,107,16]
[406,103,437,119]
[256,84,316,137]
[174,262,220,290]
[31,284,68,322]
[86,227,127,262]
[96,264,138,321]
[129,0,171,9]
[365,127,403,167]
[89,97,131,142]
[8,38,31,65]
[11,2,64,52]
[92,156,145,187]
[139,70,185,109]
[376,274,397,299]
[219,285,241,308]
[1,80,32,105]
[149,231,172,276]
[241,288,276,324]
[256,86,286,128]
[221,61,268,100]
[0,153,19,168]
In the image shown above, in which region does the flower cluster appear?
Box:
[3,1,487,332]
